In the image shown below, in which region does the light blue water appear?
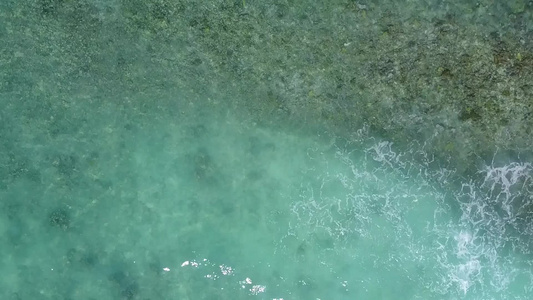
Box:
[1,94,532,299]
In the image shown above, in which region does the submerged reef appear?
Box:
[2,0,532,173]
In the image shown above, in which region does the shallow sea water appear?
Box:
[1,94,532,300]
[1,1,533,299]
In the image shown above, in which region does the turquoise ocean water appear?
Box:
[1,92,532,299]
[1,1,532,299]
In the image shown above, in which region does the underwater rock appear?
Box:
[120,281,139,300]
[66,247,99,267]
[55,154,78,177]
[109,270,139,300]
[48,208,70,230]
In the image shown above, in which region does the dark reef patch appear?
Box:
[48,207,71,230]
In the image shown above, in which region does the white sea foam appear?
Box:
[284,134,533,299]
